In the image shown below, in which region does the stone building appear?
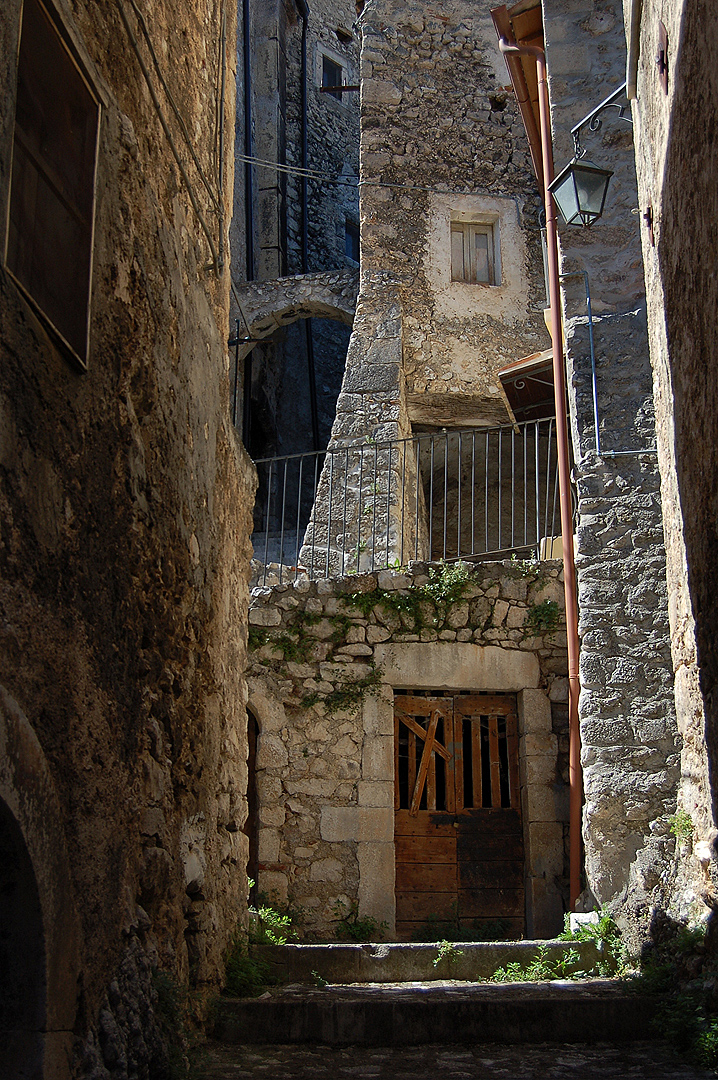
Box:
[0,0,254,1076]
[491,0,679,942]
[620,0,718,926]
[230,0,360,466]
[250,0,689,953]
[247,561,571,941]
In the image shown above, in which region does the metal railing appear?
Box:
[251,418,561,585]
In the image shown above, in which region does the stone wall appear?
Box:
[355,0,550,432]
[304,0,553,570]
[623,0,718,924]
[0,1,254,1077]
[247,561,569,940]
[230,0,360,462]
[541,0,679,942]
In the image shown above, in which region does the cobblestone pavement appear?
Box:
[198,1041,716,1078]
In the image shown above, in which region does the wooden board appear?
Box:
[394,692,525,940]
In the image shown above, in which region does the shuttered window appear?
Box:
[451,221,497,285]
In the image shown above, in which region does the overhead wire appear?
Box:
[116,0,225,272]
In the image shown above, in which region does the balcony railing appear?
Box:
[251,418,561,586]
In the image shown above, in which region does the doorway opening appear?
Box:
[245,709,260,907]
[394,689,524,941]
[0,797,45,1080]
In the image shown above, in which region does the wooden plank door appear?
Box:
[394,691,524,940]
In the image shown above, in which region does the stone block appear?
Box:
[523,783,560,823]
[358,780,394,807]
[374,643,540,692]
[520,731,558,758]
[362,735,394,781]
[505,606,526,629]
[363,694,394,737]
[518,688,552,734]
[525,875,564,939]
[321,806,358,842]
[523,755,557,786]
[249,606,281,626]
[358,842,395,931]
[357,807,393,842]
[256,733,288,769]
[258,828,280,864]
[526,822,564,877]
[258,871,288,904]
[309,858,344,883]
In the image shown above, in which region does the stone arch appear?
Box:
[0,685,81,1080]
[231,269,359,346]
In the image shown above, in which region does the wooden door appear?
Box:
[394,691,524,940]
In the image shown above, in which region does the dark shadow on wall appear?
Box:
[659,0,718,830]
[0,797,46,1080]
[248,317,351,461]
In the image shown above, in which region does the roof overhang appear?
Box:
[490,1,545,191]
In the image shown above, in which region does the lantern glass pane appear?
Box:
[575,165,609,218]
[552,171,580,225]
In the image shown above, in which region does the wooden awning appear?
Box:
[499,348,554,422]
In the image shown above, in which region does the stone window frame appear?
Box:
[428,193,530,322]
[4,0,103,370]
[315,43,354,109]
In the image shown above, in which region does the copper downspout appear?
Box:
[500,38,582,911]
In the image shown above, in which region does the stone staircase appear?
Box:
[213,941,656,1049]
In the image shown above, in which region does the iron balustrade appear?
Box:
[251,418,562,585]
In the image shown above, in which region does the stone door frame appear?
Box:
[355,643,563,938]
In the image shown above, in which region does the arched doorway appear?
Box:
[0,797,45,1080]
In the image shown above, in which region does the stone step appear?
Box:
[250,939,604,985]
[214,979,654,1047]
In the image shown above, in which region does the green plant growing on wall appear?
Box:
[510,553,542,578]
[302,661,384,711]
[559,910,626,976]
[433,940,464,967]
[332,898,388,942]
[491,944,583,982]
[524,599,561,636]
[247,626,270,650]
[344,560,471,633]
[223,929,274,997]
[668,810,694,843]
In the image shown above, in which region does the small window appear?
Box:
[5,0,100,366]
[451,221,497,286]
[336,27,353,45]
[322,55,344,100]
[345,219,359,262]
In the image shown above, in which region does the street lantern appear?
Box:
[548,157,614,227]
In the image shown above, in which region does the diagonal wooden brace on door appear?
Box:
[395,706,450,761]
[409,708,442,816]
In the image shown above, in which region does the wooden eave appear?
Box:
[490,1,545,191]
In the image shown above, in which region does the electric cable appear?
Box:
[116,0,223,272]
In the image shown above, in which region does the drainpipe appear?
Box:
[625,0,642,100]
[295,0,321,451]
[499,39,582,911]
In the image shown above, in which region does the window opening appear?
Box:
[344,218,359,262]
[322,55,343,100]
[5,0,100,366]
[451,221,497,285]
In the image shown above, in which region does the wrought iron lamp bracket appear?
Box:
[571,79,632,159]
